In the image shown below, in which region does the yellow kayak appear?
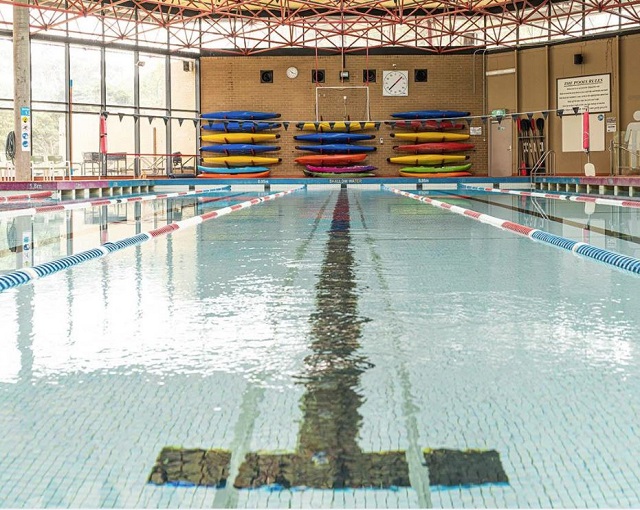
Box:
[387,154,468,165]
[201,133,280,143]
[390,132,470,143]
[296,121,377,132]
[202,156,281,166]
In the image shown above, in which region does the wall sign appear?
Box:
[557,74,611,113]
[20,106,31,152]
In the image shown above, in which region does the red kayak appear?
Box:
[388,120,466,131]
[294,153,367,165]
[393,142,475,154]
[306,165,376,173]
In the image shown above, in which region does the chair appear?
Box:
[82,152,100,175]
[31,155,47,178]
[0,155,15,181]
[47,155,70,179]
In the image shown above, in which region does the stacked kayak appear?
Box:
[390,110,470,120]
[303,165,377,178]
[387,154,468,165]
[386,120,467,132]
[202,121,281,133]
[392,142,475,154]
[389,110,474,177]
[398,164,473,178]
[199,111,281,178]
[296,121,377,133]
[294,130,377,177]
[389,132,470,143]
[295,144,376,155]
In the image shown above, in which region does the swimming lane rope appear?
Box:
[0,186,231,219]
[460,185,640,210]
[383,185,640,276]
[0,186,305,293]
[0,191,53,203]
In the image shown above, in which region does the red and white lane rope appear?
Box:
[0,186,305,293]
[460,185,640,209]
[0,186,230,220]
[383,185,640,275]
[0,191,53,203]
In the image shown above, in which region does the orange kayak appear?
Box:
[197,170,270,178]
[294,153,367,165]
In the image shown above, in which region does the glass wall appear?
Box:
[0,38,13,164]
[70,46,101,105]
[0,35,198,176]
[31,112,66,160]
[106,50,135,107]
[31,42,65,103]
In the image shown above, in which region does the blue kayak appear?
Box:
[198,165,270,174]
[294,133,375,144]
[295,144,376,154]
[201,111,281,120]
[202,121,281,132]
[390,110,470,120]
[200,144,280,154]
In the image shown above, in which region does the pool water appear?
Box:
[1,186,640,508]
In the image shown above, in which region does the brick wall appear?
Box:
[201,54,485,177]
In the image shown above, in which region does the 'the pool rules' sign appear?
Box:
[557,74,611,114]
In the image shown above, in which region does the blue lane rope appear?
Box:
[383,184,640,277]
[0,186,305,293]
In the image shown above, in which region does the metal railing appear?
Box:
[609,138,640,176]
[530,149,556,188]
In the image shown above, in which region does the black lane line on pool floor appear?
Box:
[232,187,411,490]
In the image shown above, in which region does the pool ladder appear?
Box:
[530,149,556,189]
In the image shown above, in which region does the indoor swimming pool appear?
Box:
[1,185,640,508]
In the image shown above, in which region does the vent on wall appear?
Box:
[260,70,274,83]
[182,61,194,72]
[363,69,376,83]
[414,69,428,82]
[312,69,325,83]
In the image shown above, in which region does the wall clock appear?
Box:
[286,66,299,79]
[382,70,409,96]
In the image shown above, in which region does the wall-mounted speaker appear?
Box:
[414,69,428,82]
[260,70,273,83]
[573,54,584,65]
[363,69,376,83]
[312,69,325,83]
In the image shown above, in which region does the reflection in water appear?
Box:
[234,189,410,489]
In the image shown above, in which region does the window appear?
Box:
[0,38,13,100]
[31,42,65,103]
[70,45,101,105]
[139,54,166,109]
[106,49,134,106]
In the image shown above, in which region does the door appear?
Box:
[489,118,513,177]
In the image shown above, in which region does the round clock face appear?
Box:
[382,70,409,96]
[286,66,299,79]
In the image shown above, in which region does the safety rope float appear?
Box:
[0,186,305,293]
[0,186,231,219]
[384,185,640,276]
[461,185,640,210]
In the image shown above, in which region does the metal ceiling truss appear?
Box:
[1,0,640,54]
